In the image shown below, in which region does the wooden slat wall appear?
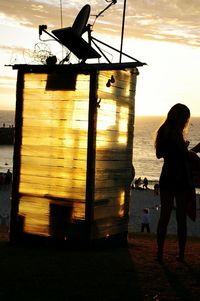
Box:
[18,72,90,236]
[93,69,137,238]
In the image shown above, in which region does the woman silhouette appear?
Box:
[155,103,197,263]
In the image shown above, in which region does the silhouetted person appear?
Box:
[143,177,148,189]
[154,183,159,195]
[130,165,135,189]
[154,103,199,263]
[135,177,142,189]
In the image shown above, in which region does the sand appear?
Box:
[129,188,200,237]
[0,184,200,239]
[0,185,199,300]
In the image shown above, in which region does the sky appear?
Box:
[0,0,200,116]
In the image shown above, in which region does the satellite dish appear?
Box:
[72,4,90,36]
[52,4,100,61]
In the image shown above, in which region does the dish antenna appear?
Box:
[39,4,101,62]
[39,2,144,65]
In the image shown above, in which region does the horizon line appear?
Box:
[0,109,200,118]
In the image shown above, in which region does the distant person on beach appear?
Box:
[130,165,135,189]
[154,183,159,195]
[143,177,148,189]
[135,177,142,189]
[154,103,200,263]
[141,208,150,233]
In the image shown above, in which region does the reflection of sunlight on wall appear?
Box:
[96,99,117,147]
[118,191,125,217]
[78,137,88,149]
[63,134,75,147]
[67,80,88,145]
[72,100,89,130]
[19,72,89,225]
[76,74,89,90]
[72,204,85,220]
[118,135,127,144]
[15,67,136,239]
[118,106,128,144]
[96,137,109,148]
[97,100,116,131]
[124,84,130,97]
[19,197,49,236]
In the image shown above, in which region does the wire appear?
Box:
[91,0,117,28]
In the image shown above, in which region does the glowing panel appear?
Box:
[18,73,90,236]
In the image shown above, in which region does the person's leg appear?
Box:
[141,224,144,232]
[156,190,174,260]
[175,191,187,261]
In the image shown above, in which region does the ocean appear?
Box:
[0,110,200,186]
[133,116,200,187]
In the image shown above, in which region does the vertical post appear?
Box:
[119,0,127,63]
[60,0,63,28]
[9,70,24,242]
[125,69,137,222]
[85,70,98,243]
[60,0,64,60]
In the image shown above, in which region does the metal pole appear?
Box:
[60,0,63,28]
[60,0,64,60]
[119,0,127,63]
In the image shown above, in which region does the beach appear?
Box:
[0,185,200,300]
[129,188,200,238]
[0,209,200,300]
[0,184,200,239]
[0,183,11,230]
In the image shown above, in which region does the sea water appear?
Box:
[0,110,200,183]
[133,116,200,191]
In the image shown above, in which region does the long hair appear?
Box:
[155,103,190,158]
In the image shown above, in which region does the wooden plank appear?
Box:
[19,182,86,200]
[21,144,88,158]
[19,173,86,188]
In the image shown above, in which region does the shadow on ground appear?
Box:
[0,231,199,301]
[0,238,142,301]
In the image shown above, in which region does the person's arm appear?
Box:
[190,142,200,153]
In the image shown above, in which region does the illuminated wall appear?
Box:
[93,70,136,238]
[11,65,138,241]
[17,72,90,236]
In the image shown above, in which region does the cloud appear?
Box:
[0,0,199,48]
[123,0,200,46]
[0,75,16,82]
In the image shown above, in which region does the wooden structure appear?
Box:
[10,62,143,244]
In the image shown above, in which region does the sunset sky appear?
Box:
[0,0,200,116]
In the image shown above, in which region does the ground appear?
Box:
[0,227,199,300]
[128,233,200,300]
